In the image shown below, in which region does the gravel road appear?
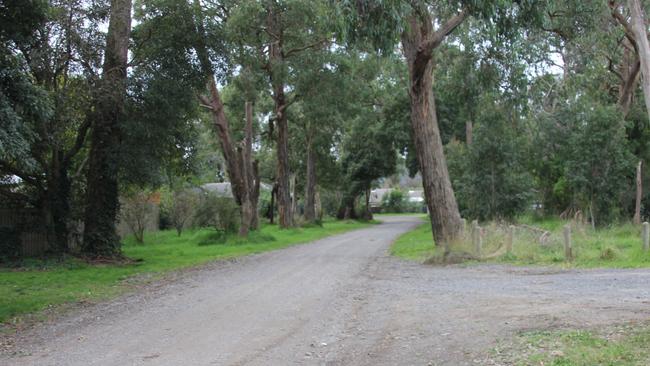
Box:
[2,215,650,365]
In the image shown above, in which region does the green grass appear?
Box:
[390,216,650,268]
[493,324,650,365]
[390,220,436,260]
[0,219,373,324]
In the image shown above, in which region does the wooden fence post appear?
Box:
[461,218,466,235]
[507,225,514,254]
[563,225,572,261]
[642,222,649,253]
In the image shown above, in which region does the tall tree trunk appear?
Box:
[238,101,259,235]
[618,40,641,116]
[633,160,643,225]
[363,188,373,220]
[304,135,317,223]
[192,1,259,237]
[275,93,293,228]
[245,102,260,231]
[82,0,131,258]
[266,5,293,228]
[315,189,322,221]
[401,11,466,246]
[465,120,473,145]
[250,160,260,230]
[629,0,650,122]
[290,173,298,222]
[269,183,277,224]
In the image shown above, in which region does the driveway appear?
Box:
[3,216,650,365]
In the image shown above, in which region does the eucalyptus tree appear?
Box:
[335,54,407,219]
[338,0,541,245]
[222,0,335,228]
[134,0,266,236]
[289,49,363,223]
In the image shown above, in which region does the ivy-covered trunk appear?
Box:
[401,13,465,246]
[82,0,132,258]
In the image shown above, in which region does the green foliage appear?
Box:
[160,188,200,236]
[447,100,532,221]
[0,0,52,168]
[194,192,240,234]
[535,97,635,225]
[382,189,407,213]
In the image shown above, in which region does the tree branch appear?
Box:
[64,117,91,165]
[609,1,637,44]
[418,8,468,55]
[283,38,329,58]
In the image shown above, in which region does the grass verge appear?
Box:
[0,219,374,324]
[490,323,650,365]
[390,216,650,268]
[390,220,434,260]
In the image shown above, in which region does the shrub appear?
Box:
[194,192,239,235]
[382,189,407,213]
[121,190,156,244]
[161,189,199,236]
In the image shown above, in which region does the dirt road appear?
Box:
[3,216,650,365]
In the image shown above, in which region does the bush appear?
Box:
[161,189,199,236]
[382,189,407,213]
[121,190,156,244]
[194,192,239,235]
[446,100,533,221]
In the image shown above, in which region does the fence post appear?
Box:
[563,225,572,261]
[507,225,514,254]
[643,222,649,253]
[461,218,466,235]
[472,220,481,256]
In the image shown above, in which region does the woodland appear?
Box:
[2,0,650,260]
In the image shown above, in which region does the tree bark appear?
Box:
[266,4,293,228]
[633,160,643,225]
[363,188,373,220]
[315,189,322,221]
[401,11,465,246]
[250,160,260,230]
[290,173,298,222]
[82,0,131,258]
[304,135,317,223]
[192,1,259,236]
[629,0,650,122]
[618,39,641,116]
[465,120,473,145]
[269,183,277,224]
[246,102,260,230]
